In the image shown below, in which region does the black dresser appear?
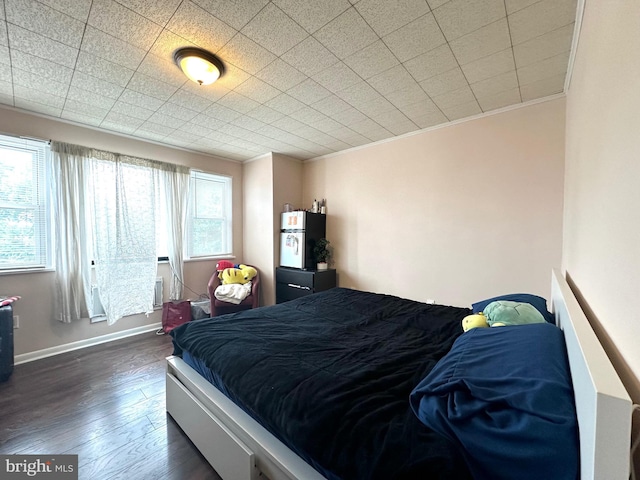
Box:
[275,267,337,304]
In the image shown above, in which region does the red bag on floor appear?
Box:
[160,300,192,334]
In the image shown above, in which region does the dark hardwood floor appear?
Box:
[0,332,222,480]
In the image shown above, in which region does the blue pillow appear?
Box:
[410,323,578,480]
[472,293,554,323]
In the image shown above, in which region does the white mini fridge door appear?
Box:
[280,232,304,268]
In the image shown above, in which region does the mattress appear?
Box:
[170,287,473,480]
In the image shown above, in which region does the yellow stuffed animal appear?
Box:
[461,313,489,332]
[218,268,247,285]
[238,264,257,282]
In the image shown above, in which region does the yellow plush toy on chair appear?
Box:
[238,264,257,282]
[218,268,247,285]
[461,313,489,332]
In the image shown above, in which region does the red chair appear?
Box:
[208,268,260,317]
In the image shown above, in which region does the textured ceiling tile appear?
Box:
[434,0,505,42]
[8,24,78,68]
[210,63,250,91]
[513,23,574,68]
[355,0,431,37]
[81,26,146,70]
[6,0,85,48]
[520,73,565,101]
[331,107,368,126]
[419,67,468,98]
[191,0,269,30]
[156,102,199,122]
[367,64,418,96]
[241,3,308,56]
[385,83,430,109]
[14,97,62,116]
[470,69,518,98]
[517,51,570,86]
[427,0,450,9]
[72,72,123,103]
[138,120,175,139]
[114,0,182,26]
[10,50,73,84]
[287,78,332,105]
[218,33,277,75]
[440,99,482,120]
[13,85,65,109]
[449,19,511,66]
[255,59,307,91]
[148,110,188,128]
[460,48,515,84]
[403,44,457,82]
[245,105,286,124]
[273,0,349,34]
[88,0,162,50]
[399,97,442,119]
[119,89,165,111]
[67,84,117,109]
[234,76,282,103]
[383,13,445,63]
[504,0,539,15]
[149,29,196,60]
[62,99,109,120]
[0,21,7,47]
[314,8,378,60]
[311,61,361,92]
[168,88,215,112]
[0,62,11,82]
[101,111,144,132]
[177,121,215,137]
[310,94,352,116]
[509,0,578,46]
[288,105,329,126]
[110,100,155,121]
[203,102,243,122]
[37,0,91,22]
[75,51,134,87]
[166,1,237,53]
[12,68,69,96]
[230,114,268,132]
[344,40,399,80]
[265,92,307,115]
[271,115,307,133]
[432,85,476,109]
[128,72,179,101]
[0,1,4,20]
[281,36,340,77]
[217,91,261,114]
[190,112,226,130]
[137,53,186,87]
[477,87,521,111]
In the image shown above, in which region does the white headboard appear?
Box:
[551,269,631,480]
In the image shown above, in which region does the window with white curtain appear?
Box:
[187,171,232,258]
[0,134,51,271]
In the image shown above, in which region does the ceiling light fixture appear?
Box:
[173,47,225,86]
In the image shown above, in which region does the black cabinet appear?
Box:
[0,305,14,382]
[275,267,336,304]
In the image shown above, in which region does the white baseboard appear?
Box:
[14,322,162,365]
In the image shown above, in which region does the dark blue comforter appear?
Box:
[171,287,472,480]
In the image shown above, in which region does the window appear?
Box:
[187,171,232,258]
[0,135,51,270]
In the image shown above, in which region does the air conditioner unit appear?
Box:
[153,277,163,308]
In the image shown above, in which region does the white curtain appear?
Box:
[89,151,159,325]
[50,142,93,323]
[158,165,190,300]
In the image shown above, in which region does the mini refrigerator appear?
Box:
[280,211,326,270]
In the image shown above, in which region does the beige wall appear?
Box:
[242,154,275,305]
[563,0,640,404]
[303,98,566,308]
[0,107,242,356]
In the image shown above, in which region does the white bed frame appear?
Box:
[166,269,632,480]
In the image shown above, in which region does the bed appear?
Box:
[166,269,632,480]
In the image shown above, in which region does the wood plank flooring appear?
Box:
[0,332,221,480]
